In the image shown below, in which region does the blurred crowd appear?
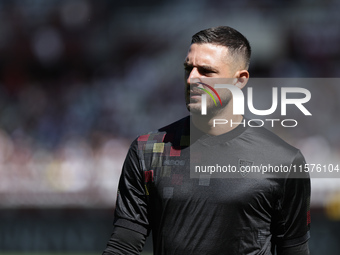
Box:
[0,0,340,208]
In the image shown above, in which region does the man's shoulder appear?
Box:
[158,115,190,133]
[136,116,190,144]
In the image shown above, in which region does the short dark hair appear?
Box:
[191,26,251,69]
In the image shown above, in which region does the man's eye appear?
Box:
[199,69,213,75]
[184,66,193,72]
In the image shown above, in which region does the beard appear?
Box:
[185,88,232,116]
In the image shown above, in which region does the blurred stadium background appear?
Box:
[0,0,339,254]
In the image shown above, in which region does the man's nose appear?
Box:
[186,67,200,84]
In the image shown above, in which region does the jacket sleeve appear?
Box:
[276,240,310,255]
[113,138,150,235]
[102,226,146,255]
[103,138,150,254]
[272,150,311,249]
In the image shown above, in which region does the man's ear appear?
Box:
[234,70,249,89]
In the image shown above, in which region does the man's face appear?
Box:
[184,43,237,115]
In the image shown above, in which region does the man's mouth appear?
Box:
[189,89,204,96]
[187,83,205,97]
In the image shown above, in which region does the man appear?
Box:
[103,26,311,254]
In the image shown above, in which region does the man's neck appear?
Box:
[191,111,244,136]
